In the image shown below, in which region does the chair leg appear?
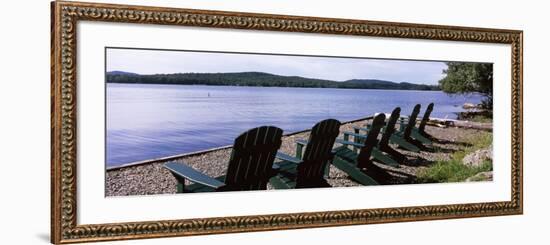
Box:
[379,144,406,163]
[296,143,304,159]
[406,136,428,151]
[411,129,433,145]
[371,147,400,167]
[171,173,186,193]
[332,157,378,185]
[390,134,421,152]
[421,130,435,141]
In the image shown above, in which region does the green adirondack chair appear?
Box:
[270,119,341,189]
[164,126,283,193]
[353,107,406,164]
[398,103,434,145]
[331,113,388,185]
[391,104,425,152]
[412,103,435,143]
[344,114,400,167]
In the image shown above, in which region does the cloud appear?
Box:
[107,48,449,85]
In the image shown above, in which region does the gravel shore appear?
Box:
[106,119,490,196]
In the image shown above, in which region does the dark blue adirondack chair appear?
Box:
[353,107,406,164]
[391,104,425,152]
[396,103,435,146]
[164,126,283,193]
[410,103,435,144]
[331,113,388,185]
[270,119,341,189]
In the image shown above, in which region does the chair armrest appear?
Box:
[329,149,337,161]
[364,123,383,129]
[276,152,303,164]
[295,139,308,146]
[335,138,365,148]
[294,139,308,159]
[352,126,370,132]
[164,162,225,189]
[343,131,368,139]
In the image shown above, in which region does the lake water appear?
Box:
[107,84,483,166]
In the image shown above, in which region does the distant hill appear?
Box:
[344,79,440,90]
[106,71,440,91]
[107,71,139,76]
[345,79,398,86]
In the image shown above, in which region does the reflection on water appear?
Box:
[107,84,483,166]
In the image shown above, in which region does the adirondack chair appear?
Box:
[270,119,341,189]
[398,103,434,145]
[345,112,400,167]
[412,103,435,143]
[331,113,388,185]
[164,126,283,193]
[353,107,406,164]
[391,104,425,152]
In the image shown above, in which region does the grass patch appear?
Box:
[467,131,492,149]
[417,160,492,183]
[468,115,493,123]
[416,131,493,183]
[452,131,492,160]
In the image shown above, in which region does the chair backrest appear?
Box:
[357,113,386,167]
[297,119,341,186]
[223,126,283,191]
[418,103,434,132]
[379,107,401,146]
[403,104,421,138]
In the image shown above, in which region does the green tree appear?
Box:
[439,62,493,110]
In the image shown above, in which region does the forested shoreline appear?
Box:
[106,71,440,91]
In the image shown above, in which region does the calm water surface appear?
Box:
[107,84,483,166]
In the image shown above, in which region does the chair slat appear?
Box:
[356,113,386,168]
[331,113,386,185]
[418,103,434,132]
[379,107,401,147]
[271,119,341,189]
[403,104,421,138]
[375,107,407,163]
[223,126,283,191]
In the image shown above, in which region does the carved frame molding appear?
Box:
[51,1,523,243]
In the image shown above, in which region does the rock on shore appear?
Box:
[462,147,493,167]
[466,171,493,182]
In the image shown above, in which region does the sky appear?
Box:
[106,48,449,85]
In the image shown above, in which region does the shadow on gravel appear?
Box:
[360,162,395,184]
[383,169,417,184]
[434,139,473,147]
[396,156,436,167]
[423,146,456,154]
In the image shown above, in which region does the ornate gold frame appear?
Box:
[51,1,523,244]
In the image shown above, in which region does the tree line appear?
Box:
[438,62,493,110]
[106,71,440,91]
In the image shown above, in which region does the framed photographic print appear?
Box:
[51,0,523,243]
